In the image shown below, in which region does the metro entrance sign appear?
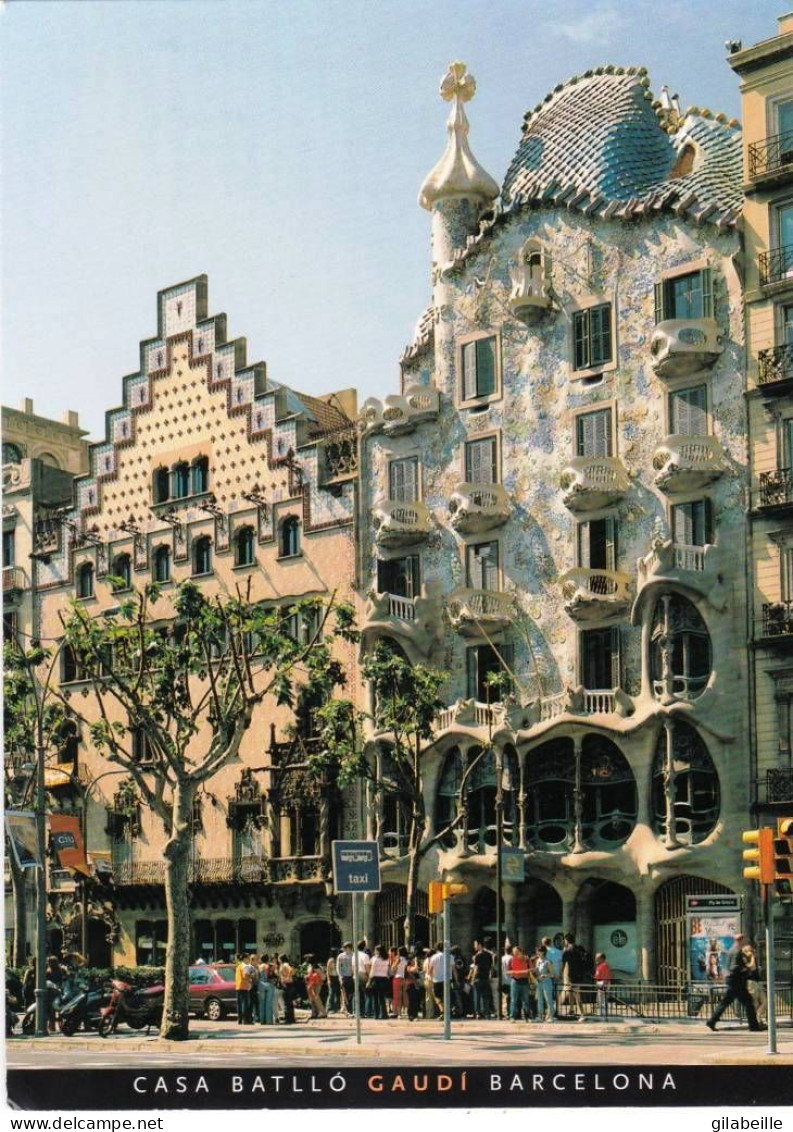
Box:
[331,840,381,893]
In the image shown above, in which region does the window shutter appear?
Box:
[578,522,591,568]
[702,498,713,544]
[673,503,693,546]
[573,310,589,370]
[609,627,621,689]
[654,281,666,325]
[404,458,418,502]
[463,342,478,400]
[672,386,707,436]
[489,437,498,484]
[409,555,421,599]
[701,268,714,319]
[784,419,793,469]
[466,439,495,485]
[590,305,612,366]
[465,441,478,483]
[476,338,496,397]
[466,648,477,699]
[605,517,617,571]
[377,559,391,594]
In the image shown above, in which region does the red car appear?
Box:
[151,963,238,1020]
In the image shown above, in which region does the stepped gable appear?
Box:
[502,66,742,227]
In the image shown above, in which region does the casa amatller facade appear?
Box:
[3,16,793,984]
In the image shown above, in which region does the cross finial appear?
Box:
[440,61,476,104]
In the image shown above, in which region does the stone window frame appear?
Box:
[387,452,422,503]
[456,328,503,410]
[570,398,618,458]
[568,293,617,381]
[655,257,714,323]
[462,428,502,485]
[664,379,712,437]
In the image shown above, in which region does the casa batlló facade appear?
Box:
[4,21,792,983]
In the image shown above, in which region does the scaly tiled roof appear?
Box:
[502,67,742,228]
[294,390,352,437]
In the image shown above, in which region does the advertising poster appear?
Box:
[686,895,742,983]
[5,811,41,870]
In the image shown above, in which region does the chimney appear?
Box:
[779,12,793,35]
[22,398,34,415]
[63,410,80,429]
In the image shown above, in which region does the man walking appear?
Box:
[707,933,764,1032]
[470,939,494,1019]
[337,942,354,1015]
[427,943,446,1017]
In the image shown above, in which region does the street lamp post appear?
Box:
[34,729,48,1037]
[323,870,338,950]
[494,743,504,1022]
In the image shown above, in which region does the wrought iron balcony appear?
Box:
[448,482,510,533]
[359,385,440,436]
[749,131,793,181]
[649,319,722,379]
[760,601,793,642]
[757,768,793,805]
[652,435,727,493]
[372,499,432,547]
[758,468,793,511]
[2,566,26,595]
[560,567,631,622]
[758,343,793,391]
[111,854,325,887]
[759,244,793,288]
[559,456,630,513]
[447,588,514,637]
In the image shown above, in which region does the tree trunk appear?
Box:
[403,812,422,950]
[160,780,195,1040]
[9,853,28,966]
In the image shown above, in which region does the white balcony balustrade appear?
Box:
[448,482,511,534]
[559,456,630,513]
[447,588,515,637]
[650,319,723,379]
[652,434,727,493]
[359,385,440,436]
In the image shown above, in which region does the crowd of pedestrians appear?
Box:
[228,933,612,1025]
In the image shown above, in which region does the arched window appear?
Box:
[153,467,170,503]
[436,746,463,847]
[192,536,212,576]
[111,554,131,591]
[76,562,94,599]
[57,718,79,766]
[171,463,189,500]
[62,645,80,683]
[434,744,518,853]
[580,735,637,846]
[153,545,171,583]
[2,442,23,464]
[235,526,255,567]
[191,456,209,496]
[279,516,301,558]
[527,739,576,849]
[650,594,712,701]
[652,722,719,845]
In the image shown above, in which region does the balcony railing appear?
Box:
[560,567,631,622]
[360,385,440,436]
[559,456,630,513]
[758,343,793,388]
[435,700,495,732]
[583,689,616,714]
[2,566,26,594]
[758,468,793,510]
[448,482,510,534]
[749,131,793,180]
[112,854,325,887]
[649,319,722,379]
[757,768,793,805]
[447,588,514,636]
[372,499,432,547]
[759,244,793,288]
[652,434,727,493]
[760,601,793,640]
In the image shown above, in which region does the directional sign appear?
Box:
[332,840,381,894]
[501,848,525,883]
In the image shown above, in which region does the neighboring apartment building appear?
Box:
[30,276,361,966]
[730,13,793,974]
[358,60,748,982]
[2,405,88,961]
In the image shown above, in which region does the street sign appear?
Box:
[331,840,381,893]
[685,894,741,913]
[501,848,524,883]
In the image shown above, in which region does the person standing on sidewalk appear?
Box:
[542,936,563,1018]
[235,954,252,1025]
[707,933,763,1032]
[535,946,556,1022]
[257,954,276,1025]
[470,939,494,1019]
[594,952,612,1019]
[390,946,408,1018]
[509,945,534,1021]
[279,954,296,1025]
[561,933,587,1021]
[337,942,353,1015]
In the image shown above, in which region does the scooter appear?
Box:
[20,982,60,1035]
[98,979,163,1036]
[59,982,110,1036]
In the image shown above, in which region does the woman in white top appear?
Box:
[367,945,391,1019]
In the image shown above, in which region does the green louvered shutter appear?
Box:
[590,304,612,366]
[463,342,478,400]
[476,338,496,396]
[573,310,590,370]
[654,281,666,325]
[610,627,621,689]
[701,267,714,319]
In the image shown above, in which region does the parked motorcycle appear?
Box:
[20,982,60,1035]
[59,982,110,1036]
[99,979,163,1036]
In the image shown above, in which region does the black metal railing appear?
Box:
[554,982,792,1023]
[759,245,793,287]
[759,767,793,804]
[758,467,793,508]
[759,342,793,386]
[749,131,793,179]
[761,601,793,639]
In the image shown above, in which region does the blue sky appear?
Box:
[0,0,778,440]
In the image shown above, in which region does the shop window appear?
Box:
[135,920,168,967]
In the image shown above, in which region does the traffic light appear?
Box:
[428,881,469,913]
[774,818,793,897]
[742,827,775,884]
